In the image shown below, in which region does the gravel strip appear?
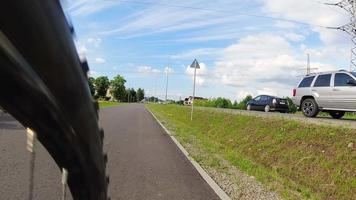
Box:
[181,141,283,200]
[197,107,356,129]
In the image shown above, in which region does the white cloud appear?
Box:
[185,62,209,86]
[170,48,221,60]
[65,0,121,16]
[75,42,88,60]
[137,66,161,75]
[67,0,352,100]
[300,44,349,66]
[263,0,346,26]
[75,37,103,60]
[87,37,102,47]
[99,0,251,39]
[284,33,305,42]
[274,20,299,29]
[256,87,278,96]
[164,67,175,74]
[262,0,348,46]
[88,70,99,77]
[213,33,338,97]
[95,57,106,64]
[236,90,251,101]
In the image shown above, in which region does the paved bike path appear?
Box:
[0,112,66,199]
[100,104,219,200]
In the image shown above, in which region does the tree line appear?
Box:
[194,95,253,110]
[193,95,297,113]
[88,75,145,102]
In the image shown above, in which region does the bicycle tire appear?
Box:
[0,1,108,199]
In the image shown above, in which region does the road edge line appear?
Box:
[147,108,231,200]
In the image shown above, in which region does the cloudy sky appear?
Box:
[63,0,351,100]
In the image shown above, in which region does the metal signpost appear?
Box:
[165,67,169,103]
[190,59,200,121]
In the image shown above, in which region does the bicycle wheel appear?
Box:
[0,1,108,199]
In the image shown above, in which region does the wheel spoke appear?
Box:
[26,128,36,200]
[62,168,68,200]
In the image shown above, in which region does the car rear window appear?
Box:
[298,76,315,88]
[314,74,331,87]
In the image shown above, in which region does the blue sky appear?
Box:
[64,0,350,100]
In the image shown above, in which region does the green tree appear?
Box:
[136,88,145,102]
[237,95,253,110]
[232,100,238,109]
[110,75,126,101]
[176,100,184,105]
[148,96,159,102]
[124,88,137,102]
[216,97,232,108]
[129,88,137,102]
[286,97,297,113]
[88,77,96,97]
[94,76,110,99]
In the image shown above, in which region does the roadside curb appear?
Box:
[147,108,231,200]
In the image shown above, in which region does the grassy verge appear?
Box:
[98,101,124,108]
[146,104,355,200]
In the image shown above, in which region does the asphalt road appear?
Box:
[0,112,65,199]
[101,104,219,200]
[0,104,219,200]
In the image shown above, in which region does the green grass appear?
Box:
[98,101,124,108]
[146,104,356,200]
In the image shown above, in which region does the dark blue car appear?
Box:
[246,95,289,113]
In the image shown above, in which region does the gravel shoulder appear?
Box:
[197,107,356,129]
[182,140,283,200]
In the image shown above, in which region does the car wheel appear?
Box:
[247,104,251,111]
[264,105,270,112]
[329,111,345,119]
[301,98,319,117]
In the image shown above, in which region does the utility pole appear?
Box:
[303,53,318,75]
[326,0,356,71]
[153,74,157,103]
[165,67,169,103]
[190,59,200,121]
[307,53,310,75]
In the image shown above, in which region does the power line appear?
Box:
[104,0,326,28]
[101,0,356,46]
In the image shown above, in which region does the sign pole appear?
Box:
[189,59,200,121]
[191,65,197,121]
[165,68,169,103]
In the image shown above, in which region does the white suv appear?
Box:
[292,70,356,118]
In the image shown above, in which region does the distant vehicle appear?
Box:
[246,95,289,113]
[184,96,206,106]
[292,70,356,118]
